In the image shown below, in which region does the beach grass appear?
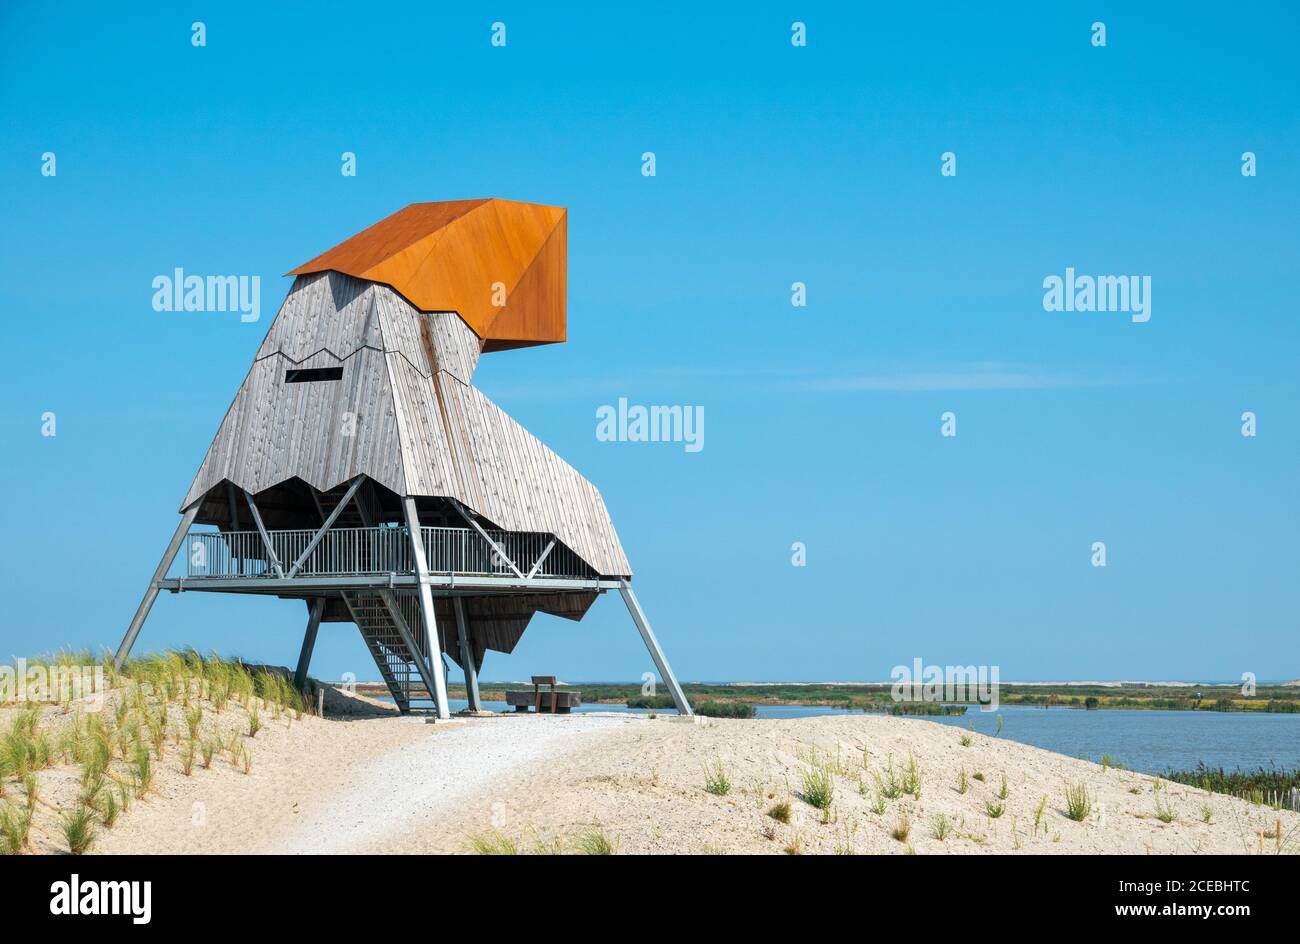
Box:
[61,804,96,854]
[799,759,834,811]
[1064,782,1092,821]
[703,759,731,796]
[573,828,616,855]
[0,648,318,853]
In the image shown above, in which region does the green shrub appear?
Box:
[692,700,756,719]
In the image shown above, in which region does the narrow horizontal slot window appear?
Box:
[285,367,344,383]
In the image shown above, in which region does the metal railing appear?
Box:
[183,526,593,580]
[420,527,592,578]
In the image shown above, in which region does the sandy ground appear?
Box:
[76,699,1298,855]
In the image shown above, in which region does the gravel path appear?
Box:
[265,714,634,854]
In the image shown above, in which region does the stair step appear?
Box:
[340,590,430,715]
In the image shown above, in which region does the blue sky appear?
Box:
[1,3,1297,683]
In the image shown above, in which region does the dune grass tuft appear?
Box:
[0,801,32,854]
[1064,782,1092,822]
[890,811,911,842]
[931,813,951,840]
[61,804,96,854]
[799,759,835,811]
[573,828,616,855]
[703,760,731,796]
[467,830,519,855]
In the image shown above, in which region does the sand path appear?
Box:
[266,714,633,853]
[93,706,632,855]
[94,705,1299,855]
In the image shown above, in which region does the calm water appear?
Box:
[408,698,1300,774]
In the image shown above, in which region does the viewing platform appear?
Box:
[162,525,618,595]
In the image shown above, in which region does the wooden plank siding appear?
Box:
[182,273,631,578]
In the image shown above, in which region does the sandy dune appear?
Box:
[90,701,1297,855]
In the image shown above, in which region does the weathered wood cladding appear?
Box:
[182,273,630,578]
[435,592,597,671]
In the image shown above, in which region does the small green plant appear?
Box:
[1064,782,1092,822]
[1033,794,1048,834]
[703,760,731,796]
[181,739,195,776]
[61,804,96,854]
[972,771,986,783]
[201,734,218,769]
[870,790,886,815]
[0,801,32,854]
[21,771,39,811]
[931,813,951,840]
[799,760,834,811]
[129,741,152,795]
[1154,795,1177,823]
[959,732,973,747]
[1101,754,1113,771]
[767,800,791,824]
[226,732,242,766]
[98,788,120,828]
[467,830,519,855]
[1200,804,1214,824]
[984,799,1005,819]
[994,715,1003,737]
[956,769,969,794]
[900,753,922,799]
[997,772,1009,800]
[573,829,616,855]
[185,703,203,740]
[876,756,903,799]
[248,701,262,738]
[890,811,911,842]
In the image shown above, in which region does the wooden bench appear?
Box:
[504,676,582,713]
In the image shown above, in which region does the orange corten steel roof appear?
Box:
[287,198,567,351]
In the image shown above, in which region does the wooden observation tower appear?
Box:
[115,199,692,719]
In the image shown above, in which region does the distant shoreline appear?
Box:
[348,680,1300,714]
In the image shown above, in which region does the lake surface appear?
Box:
[405,698,1300,774]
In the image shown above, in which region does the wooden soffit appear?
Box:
[287,199,566,350]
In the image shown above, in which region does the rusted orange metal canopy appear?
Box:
[288,198,567,351]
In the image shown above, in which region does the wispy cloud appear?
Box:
[481,362,1151,401]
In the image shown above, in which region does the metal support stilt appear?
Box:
[114,504,201,669]
[294,597,325,691]
[453,597,481,712]
[402,497,451,720]
[618,579,693,716]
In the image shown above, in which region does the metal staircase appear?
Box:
[314,483,436,713]
[343,590,436,712]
